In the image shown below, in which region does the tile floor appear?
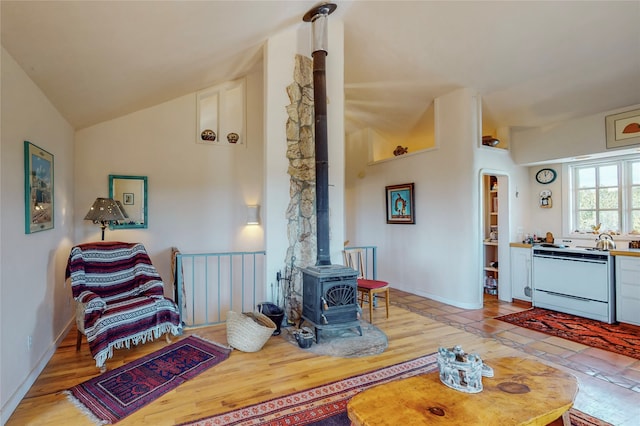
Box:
[389,288,640,425]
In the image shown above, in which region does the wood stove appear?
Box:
[301,265,362,342]
[300,3,362,342]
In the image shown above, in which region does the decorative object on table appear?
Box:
[545,232,554,243]
[66,335,231,424]
[293,327,315,349]
[24,141,54,234]
[385,183,415,224]
[179,352,601,426]
[535,167,557,184]
[226,310,276,352]
[482,135,500,146]
[539,189,552,208]
[257,302,285,336]
[437,345,493,393]
[393,145,408,156]
[629,240,640,249]
[595,233,616,250]
[606,107,640,149]
[83,198,127,240]
[496,308,640,360]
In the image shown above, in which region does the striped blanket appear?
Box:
[66,241,182,368]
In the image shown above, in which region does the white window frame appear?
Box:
[564,154,640,239]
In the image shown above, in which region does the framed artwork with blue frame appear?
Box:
[386,183,415,224]
[24,141,54,233]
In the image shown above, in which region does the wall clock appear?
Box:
[535,168,557,184]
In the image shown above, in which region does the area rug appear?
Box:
[496,308,640,360]
[282,321,388,357]
[66,335,231,424]
[179,352,609,426]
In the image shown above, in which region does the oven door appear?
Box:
[533,255,609,302]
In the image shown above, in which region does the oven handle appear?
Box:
[532,254,607,264]
[535,289,595,302]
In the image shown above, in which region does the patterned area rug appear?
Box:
[496,308,640,360]
[66,335,231,424]
[179,353,609,426]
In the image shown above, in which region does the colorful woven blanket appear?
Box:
[66,241,181,368]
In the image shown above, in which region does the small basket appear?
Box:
[226,311,276,352]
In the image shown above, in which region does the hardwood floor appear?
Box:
[7,289,640,425]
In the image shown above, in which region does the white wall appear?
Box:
[512,103,640,246]
[511,103,640,166]
[347,89,481,308]
[73,69,265,290]
[264,19,346,290]
[1,47,75,423]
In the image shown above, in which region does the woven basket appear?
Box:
[226,311,276,352]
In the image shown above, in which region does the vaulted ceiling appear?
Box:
[2,1,639,138]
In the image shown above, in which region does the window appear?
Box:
[569,156,640,235]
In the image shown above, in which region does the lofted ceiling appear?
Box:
[2,1,639,139]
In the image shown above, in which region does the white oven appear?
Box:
[532,246,615,323]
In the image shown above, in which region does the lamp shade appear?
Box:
[85,198,126,222]
[246,205,260,225]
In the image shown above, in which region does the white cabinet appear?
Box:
[615,255,640,326]
[510,246,532,302]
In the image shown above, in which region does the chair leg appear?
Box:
[384,288,390,318]
[368,290,374,323]
[76,330,82,352]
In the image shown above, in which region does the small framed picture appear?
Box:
[606,108,640,149]
[123,193,134,205]
[386,183,415,224]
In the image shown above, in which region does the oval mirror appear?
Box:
[109,175,148,229]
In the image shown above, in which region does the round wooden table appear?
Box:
[347,357,578,426]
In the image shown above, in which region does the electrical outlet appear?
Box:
[27,335,33,351]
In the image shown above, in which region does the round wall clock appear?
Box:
[535,168,557,184]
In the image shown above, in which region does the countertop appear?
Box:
[509,242,640,257]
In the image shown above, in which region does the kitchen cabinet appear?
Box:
[483,175,499,296]
[510,245,532,302]
[615,255,640,326]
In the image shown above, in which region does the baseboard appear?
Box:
[1,319,74,425]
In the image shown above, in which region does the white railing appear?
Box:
[174,250,266,328]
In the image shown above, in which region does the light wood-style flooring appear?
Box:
[7,289,640,425]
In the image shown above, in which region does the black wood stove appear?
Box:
[300,3,361,342]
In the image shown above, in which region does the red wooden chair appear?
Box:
[343,249,389,323]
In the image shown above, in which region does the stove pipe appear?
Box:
[303,2,337,266]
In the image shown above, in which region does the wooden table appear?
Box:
[347,357,578,426]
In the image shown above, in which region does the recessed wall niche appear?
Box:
[196,78,246,146]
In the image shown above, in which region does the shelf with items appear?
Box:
[483,175,499,297]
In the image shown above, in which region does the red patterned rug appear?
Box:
[179,353,609,426]
[496,308,640,360]
[66,335,231,424]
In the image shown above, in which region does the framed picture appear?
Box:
[606,108,640,149]
[386,183,415,224]
[123,193,134,205]
[24,141,54,233]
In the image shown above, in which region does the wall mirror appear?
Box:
[109,175,148,229]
